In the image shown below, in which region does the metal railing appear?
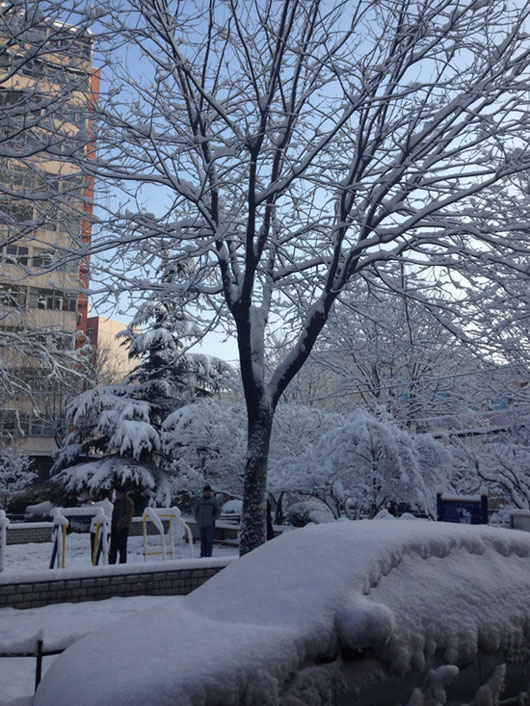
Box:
[0,639,64,691]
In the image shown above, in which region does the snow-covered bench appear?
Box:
[509,510,530,532]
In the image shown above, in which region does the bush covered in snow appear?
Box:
[23,499,54,520]
[53,382,458,518]
[221,499,243,516]
[270,409,451,519]
[0,446,37,511]
[286,499,335,527]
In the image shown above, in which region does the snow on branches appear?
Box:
[0,445,36,510]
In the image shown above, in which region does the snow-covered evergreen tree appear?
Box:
[52,296,232,505]
[124,296,232,422]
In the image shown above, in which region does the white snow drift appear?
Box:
[35,519,530,706]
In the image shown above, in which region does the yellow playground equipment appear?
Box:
[51,506,111,568]
[142,507,194,561]
[49,509,69,569]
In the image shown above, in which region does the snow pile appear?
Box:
[35,520,530,706]
[286,498,335,526]
[220,499,242,515]
[24,500,54,520]
[0,595,176,706]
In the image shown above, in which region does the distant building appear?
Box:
[0,15,98,464]
[86,316,139,383]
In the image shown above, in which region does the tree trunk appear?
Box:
[239,403,274,556]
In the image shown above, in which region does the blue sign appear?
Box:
[436,493,488,525]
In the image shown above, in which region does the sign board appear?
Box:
[436,493,488,525]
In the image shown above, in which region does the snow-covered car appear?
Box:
[35,519,530,706]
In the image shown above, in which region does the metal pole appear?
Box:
[35,639,43,691]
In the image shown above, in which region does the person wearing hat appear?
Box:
[192,484,221,557]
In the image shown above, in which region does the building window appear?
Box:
[48,35,92,62]
[59,105,87,128]
[28,287,77,313]
[60,215,82,237]
[30,248,79,274]
[61,173,85,194]
[0,410,54,438]
[0,284,27,308]
[0,410,21,437]
[31,248,54,269]
[0,53,89,92]
[0,199,34,223]
[0,89,43,117]
[0,243,29,265]
[33,331,74,351]
[28,413,54,437]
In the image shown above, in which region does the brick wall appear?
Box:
[0,558,233,609]
[6,523,53,545]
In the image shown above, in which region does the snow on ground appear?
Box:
[33,519,530,706]
[1,530,236,576]
[0,595,176,706]
[0,533,237,706]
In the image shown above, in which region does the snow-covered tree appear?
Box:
[53,299,232,504]
[163,399,347,498]
[0,444,36,510]
[300,285,501,426]
[268,404,344,478]
[448,404,530,509]
[310,411,449,518]
[162,399,450,519]
[414,433,453,498]
[80,0,530,552]
[163,399,247,496]
[124,296,233,422]
[479,441,530,510]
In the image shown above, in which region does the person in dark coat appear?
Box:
[109,484,134,564]
[266,500,275,541]
[192,484,221,558]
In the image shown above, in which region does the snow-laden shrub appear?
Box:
[268,404,344,486]
[221,499,242,516]
[163,399,344,499]
[55,393,452,516]
[0,446,37,511]
[268,409,451,519]
[286,500,335,527]
[24,500,54,520]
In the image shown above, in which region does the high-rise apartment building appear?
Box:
[0,11,98,468]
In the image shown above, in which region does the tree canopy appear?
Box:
[9,0,530,551]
